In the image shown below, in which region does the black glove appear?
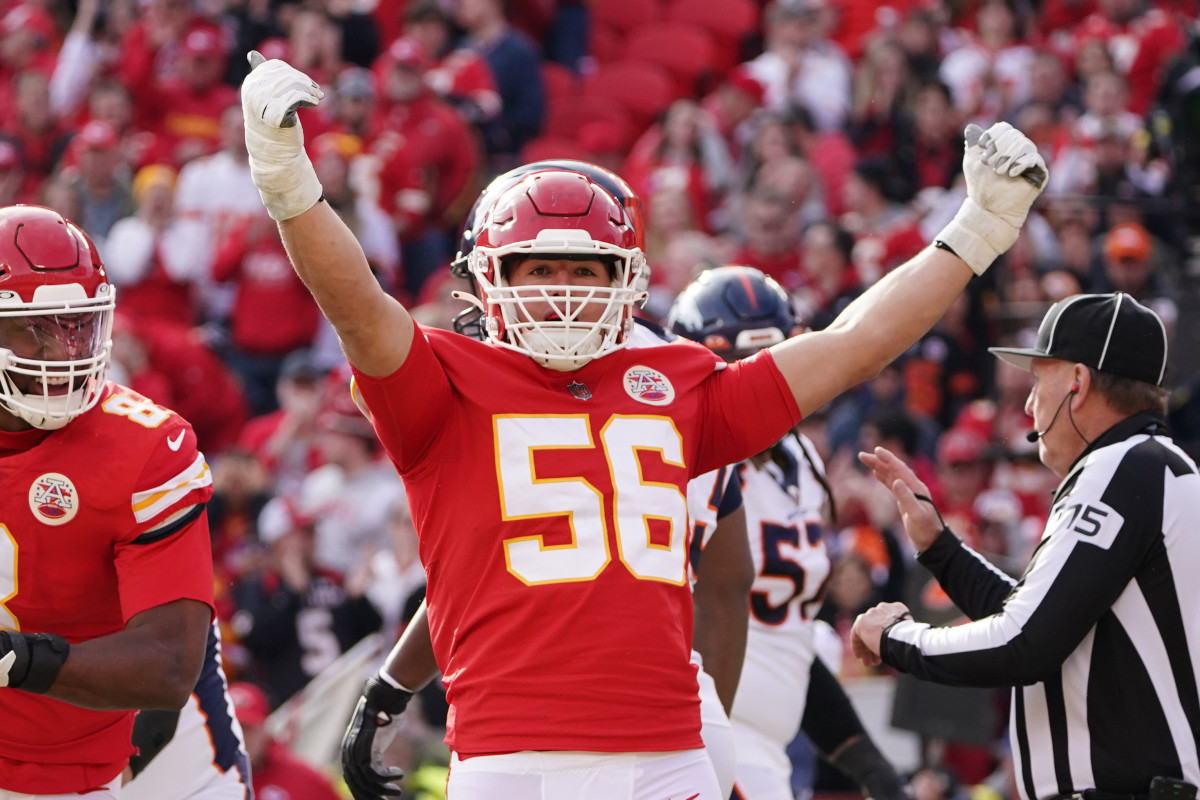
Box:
[128,710,182,779]
[341,675,413,800]
[0,631,69,693]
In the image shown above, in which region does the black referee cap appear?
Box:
[989,292,1167,386]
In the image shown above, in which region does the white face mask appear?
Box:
[487,283,631,371]
[0,289,115,430]
[467,244,648,372]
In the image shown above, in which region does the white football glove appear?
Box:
[240,50,325,221]
[937,121,1048,275]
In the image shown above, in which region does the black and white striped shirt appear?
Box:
[882,412,1200,800]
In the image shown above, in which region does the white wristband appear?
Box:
[251,154,323,222]
[934,198,1019,276]
[378,670,415,693]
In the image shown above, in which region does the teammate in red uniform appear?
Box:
[242,50,1047,800]
[0,204,216,797]
[340,160,752,800]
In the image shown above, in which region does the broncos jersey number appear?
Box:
[750,522,822,625]
[494,414,688,586]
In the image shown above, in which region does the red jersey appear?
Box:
[211,219,320,356]
[353,326,800,756]
[0,383,215,794]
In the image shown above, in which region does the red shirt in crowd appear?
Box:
[373,92,481,241]
[848,218,927,283]
[115,251,198,328]
[729,243,805,291]
[425,48,501,120]
[0,112,71,200]
[120,316,250,455]
[622,137,717,234]
[151,79,239,165]
[252,742,342,800]
[1071,6,1187,114]
[211,216,322,357]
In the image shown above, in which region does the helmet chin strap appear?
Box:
[450,290,486,313]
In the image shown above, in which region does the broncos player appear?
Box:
[121,621,252,800]
[0,205,216,798]
[670,267,906,800]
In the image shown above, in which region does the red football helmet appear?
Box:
[464,171,647,370]
[0,205,115,429]
[450,160,645,341]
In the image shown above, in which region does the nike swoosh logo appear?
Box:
[167,431,185,451]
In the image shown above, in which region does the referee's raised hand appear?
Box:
[858,446,943,551]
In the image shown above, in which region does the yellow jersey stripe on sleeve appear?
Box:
[131,454,213,523]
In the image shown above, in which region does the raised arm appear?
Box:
[772,122,1047,418]
[773,245,971,418]
[278,202,414,376]
[241,52,413,377]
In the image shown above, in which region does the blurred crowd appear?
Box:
[6,0,1200,795]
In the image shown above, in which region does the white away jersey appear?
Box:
[730,433,833,762]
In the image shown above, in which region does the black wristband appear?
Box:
[878,614,912,652]
[934,239,959,257]
[1,631,69,693]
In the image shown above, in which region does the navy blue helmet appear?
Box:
[667,266,800,361]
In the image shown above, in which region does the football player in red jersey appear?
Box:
[242,50,1047,800]
[0,205,218,798]
[341,160,752,800]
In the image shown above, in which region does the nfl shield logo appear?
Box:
[567,381,592,401]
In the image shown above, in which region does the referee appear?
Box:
[850,292,1200,800]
